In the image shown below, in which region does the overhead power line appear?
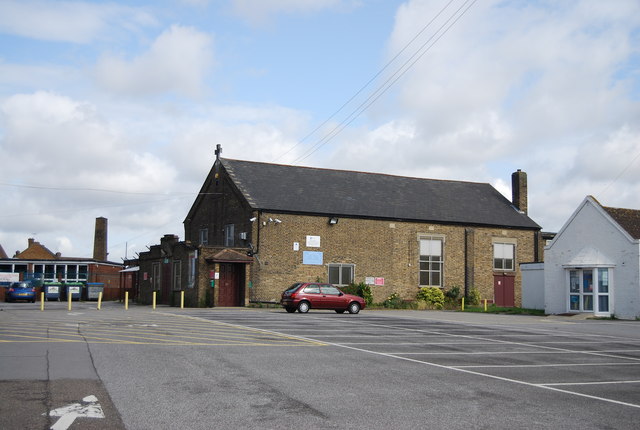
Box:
[0,182,192,196]
[0,182,221,197]
[274,0,478,165]
[273,0,459,163]
[598,144,640,199]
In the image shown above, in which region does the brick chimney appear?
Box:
[93,217,108,261]
[511,169,528,214]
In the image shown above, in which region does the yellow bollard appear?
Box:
[40,292,45,311]
[461,297,465,311]
[68,290,72,311]
[484,299,488,312]
[97,291,103,310]
[180,291,184,309]
[125,291,129,310]
[152,291,156,310]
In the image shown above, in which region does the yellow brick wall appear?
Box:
[250,212,537,305]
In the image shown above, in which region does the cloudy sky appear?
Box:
[0,0,639,262]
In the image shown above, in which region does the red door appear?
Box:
[218,264,240,306]
[494,274,515,307]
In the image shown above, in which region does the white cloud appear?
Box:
[340,0,640,232]
[0,89,315,259]
[94,25,214,98]
[2,0,639,260]
[0,0,156,43]
[230,0,359,26]
[0,91,183,257]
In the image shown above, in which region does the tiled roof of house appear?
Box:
[221,158,540,230]
[604,206,640,240]
[14,240,57,259]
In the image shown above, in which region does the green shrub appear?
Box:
[358,283,373,305]
[343,282,374,305]
[466,288,481,306]
[383,292,404,308]
[340,284,359,296]
[444,286,460,301]
[416,287,445,309]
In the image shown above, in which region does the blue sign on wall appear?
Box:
[303,251,323,265]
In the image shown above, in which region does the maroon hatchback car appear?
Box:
[281,282,365,314]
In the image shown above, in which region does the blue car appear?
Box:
[5,282,36,303]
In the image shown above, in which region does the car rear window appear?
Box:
[285,283,302,293]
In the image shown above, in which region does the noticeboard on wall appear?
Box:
[303,251,323,265]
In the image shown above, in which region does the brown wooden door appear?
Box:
[494,274,515,307]
[218,263,239,306]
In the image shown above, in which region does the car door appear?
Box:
[320,285,344,308]
[301,284,323,308]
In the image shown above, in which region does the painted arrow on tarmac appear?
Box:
[44,395,105,430]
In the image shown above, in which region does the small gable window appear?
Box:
[199,228,208,246]
[224,224,235,247]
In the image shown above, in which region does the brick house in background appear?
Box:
[137,146,542,307]
[0,217,124,300]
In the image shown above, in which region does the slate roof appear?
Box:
[221,158,540,230]
[604,206,640,240]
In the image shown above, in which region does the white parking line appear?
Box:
[392,349,640,356]
[455,362,640,369]
[247,314,640,410]
[329,341,640,410]
[544,380,640,386]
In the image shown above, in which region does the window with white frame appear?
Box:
[419,236,443,287]
[493,243,515,271]
[79,265,88,281]
[328,263,354,286]
[67,265,78,281]
[224,224,234,247]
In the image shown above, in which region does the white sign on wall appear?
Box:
[306,235,321,248]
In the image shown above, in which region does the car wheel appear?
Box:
[335,309,345,314]
[285,306,296,313]
[348,302,361,314]
[297,301,310,313]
